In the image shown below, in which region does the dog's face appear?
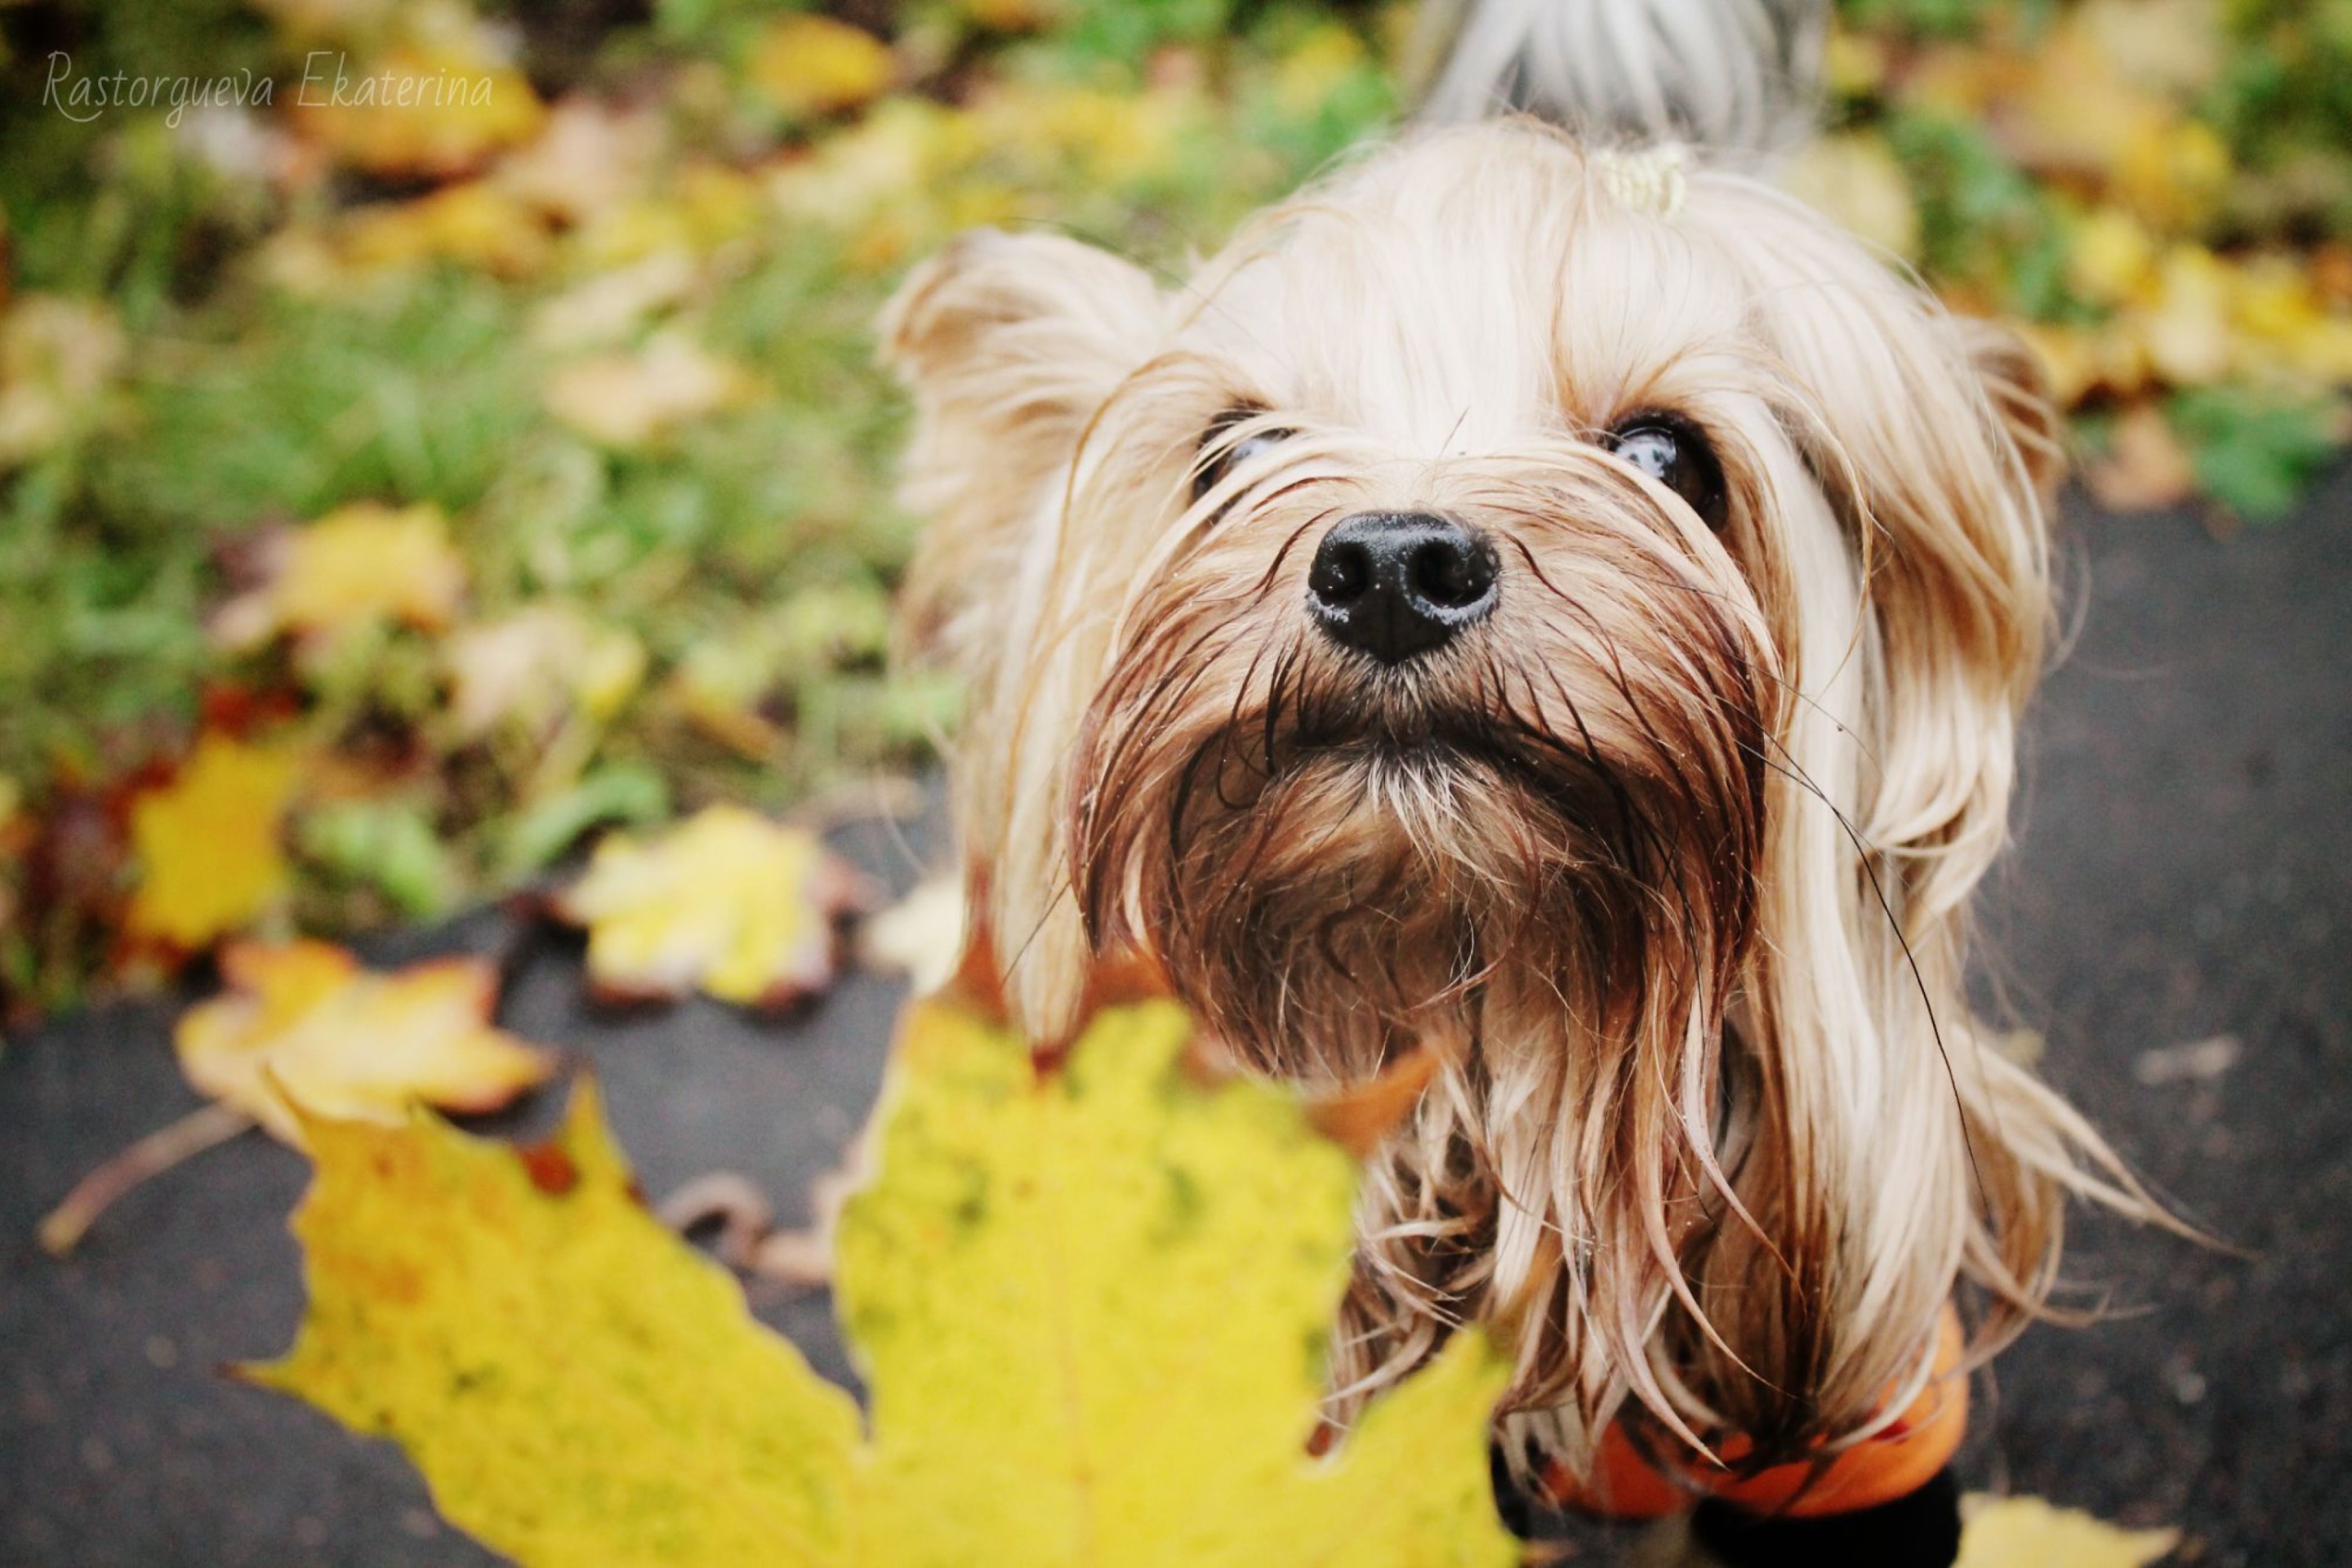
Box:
[1066,170,1786,1092]
[887,122,2105,1462]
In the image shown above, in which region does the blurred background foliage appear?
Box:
[0,0,2345,1021]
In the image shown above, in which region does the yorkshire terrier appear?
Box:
[883,2,2160,1562]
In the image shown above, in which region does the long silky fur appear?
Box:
[881,121,2167,1484]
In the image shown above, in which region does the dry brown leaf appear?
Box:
[2085,403,2198,512]
[542,333,756,448]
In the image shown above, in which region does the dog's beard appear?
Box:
[1071,474,1774,1098]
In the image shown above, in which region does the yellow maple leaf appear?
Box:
[550,805,869,1006]
[248,998,1518,1566]
[178,938,555,1145]
[127,734,300,948]
[212,501,469,652]
[1958,1493,2180,1567]
[746,13,895,120]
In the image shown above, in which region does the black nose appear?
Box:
[1306,511,1497,665]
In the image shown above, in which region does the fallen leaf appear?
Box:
[746,14,896,120]
[2066,207,2160,309]
[572,164,764,270]
[2133,1033,2243,1086]
[525,251,701,350]
[443,604,646,739]
[212,502,468,653]
[0,294,125,468]
[127,733,301,948]
[550,805,868,1006]
[542,332,756,448]
[2134,245,2237,387]
[38,935,554,1254]
[177,938,555,1143]
[1957,1493,2180,1567]
[858,872,965,995]
[291,40,546,179]
[2085,402,2198,512]
[251,998,1517,1565]
[494,97,662,225]
[338,181,554,278]
[1784,131,1921,260]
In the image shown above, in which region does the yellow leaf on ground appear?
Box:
[247,1078,864,1563]
[0,293,125,469]
[178,938,555,1145]
[2134,243,2237,387]
[1783,131,1920,260]
[858,872,965,994]
[550,805,867,1006]
[2085,402,2197,513]
[443,604,646,738]
[292,42,546,178]
[542,333,756,448]
[1958,1493,2180,1567]
[252,998,1518,1566]
[2066,207,2160,309]
[494,96,662,225]
[339,181,553,278]
[127,734,300,947]
[746,14,895,120]
[212,501,468,651]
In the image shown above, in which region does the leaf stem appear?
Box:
[38,1101,256,1257]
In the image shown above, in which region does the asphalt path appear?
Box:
[2,476,2345,1565]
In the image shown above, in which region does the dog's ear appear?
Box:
[880,229,1162,659]
[1956,316,2067,497]
[1765,286,2062,892]
[1695,254,2083,1441]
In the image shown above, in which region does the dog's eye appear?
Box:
[1606,415,1728,530]
[1192,412,1290,503]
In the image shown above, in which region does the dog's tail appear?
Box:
[1410,0,1829,163]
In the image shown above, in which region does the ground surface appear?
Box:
[2,479,2346,1566]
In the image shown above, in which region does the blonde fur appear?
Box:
[883,120,2158,1482]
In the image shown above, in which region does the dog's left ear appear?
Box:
[1774,293,2066,891]
[1955,316,2067,497]
[880,229,1163,659]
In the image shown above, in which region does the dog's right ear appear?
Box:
[880,229,1162,657]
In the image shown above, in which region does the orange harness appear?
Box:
[1540,1307,1969,1521]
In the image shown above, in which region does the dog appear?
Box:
[882,4,2162,1561]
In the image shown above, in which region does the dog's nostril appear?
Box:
[1408,537,1495,609]
[1308,541,1372,605]
[1307,510,1496,666]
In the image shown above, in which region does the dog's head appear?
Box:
[886,120,2108,1463]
